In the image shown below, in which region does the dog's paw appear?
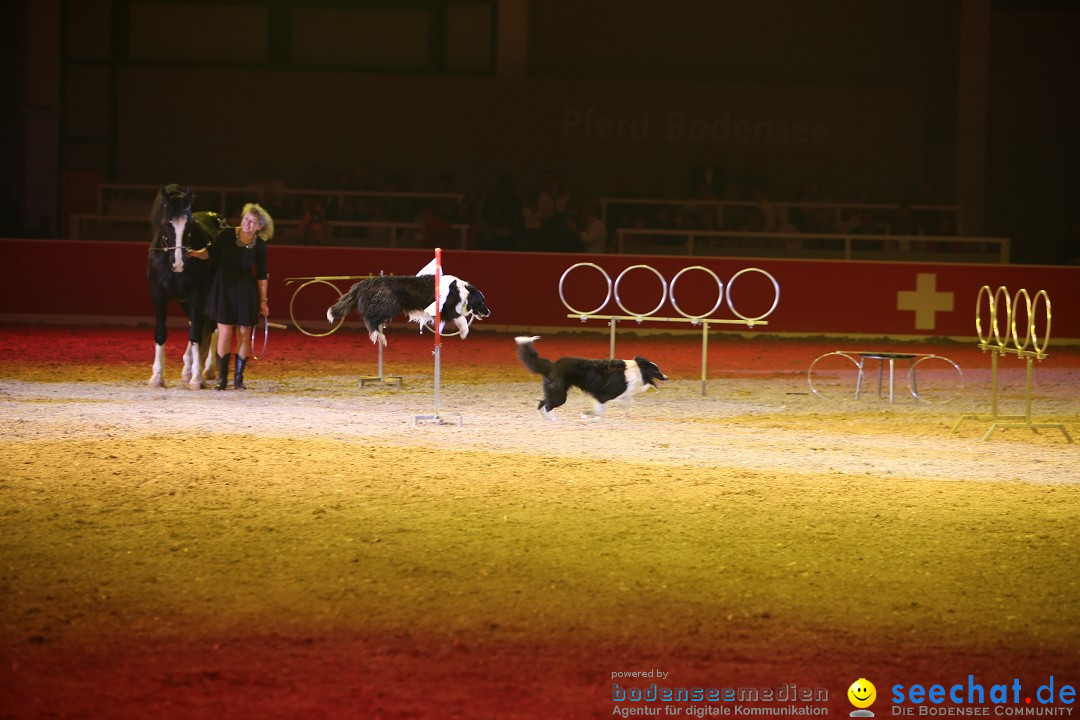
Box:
[515,335,541,345]
[539,407,556,421]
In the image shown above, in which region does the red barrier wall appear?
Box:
[2,239,1078,342]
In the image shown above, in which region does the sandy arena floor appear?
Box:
[1,324,1078,719]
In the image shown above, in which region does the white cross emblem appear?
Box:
[897,273,954,330]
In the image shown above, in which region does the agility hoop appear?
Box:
[952,285,1071,442]
[807,350,963,404]
[284,273,403,388]
[559,263,780,396]
[413,247,462,426]
[249,318,288,361]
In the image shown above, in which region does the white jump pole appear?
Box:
[412,247,462,426]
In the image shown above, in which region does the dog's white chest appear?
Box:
[616,361,645,400]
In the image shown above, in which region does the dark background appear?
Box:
[1,0,1077,265]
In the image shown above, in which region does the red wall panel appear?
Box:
[2,240,1078,342]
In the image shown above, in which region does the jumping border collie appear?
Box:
[515,336,669,420]
[327,274,490,347]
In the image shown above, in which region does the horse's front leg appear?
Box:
[183,341,206,389]
[181,334,194,383]
[184,306,208,389]
[149,293,168,387]
[150,344,166,387]
[200,324,217,381]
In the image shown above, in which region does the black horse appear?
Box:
[147,184,226,388]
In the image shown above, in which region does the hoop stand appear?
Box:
[951,286,1072,443]
[592,316,741,396]
[413,248,462,426]
[561,264,779,396]
[284,273,404,388]
[952,345,1072,442]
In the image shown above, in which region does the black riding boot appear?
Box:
[234,355,248,390]
[216,354,231,390]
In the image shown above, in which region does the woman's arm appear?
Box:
[258,279,269,317]
[255,239,269,316]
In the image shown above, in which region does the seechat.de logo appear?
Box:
[849,678,878,718]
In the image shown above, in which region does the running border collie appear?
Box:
[327,274,490,346]
[515,336,668,420]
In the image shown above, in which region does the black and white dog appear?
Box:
[327,274,490,346]
[515,336,668,420]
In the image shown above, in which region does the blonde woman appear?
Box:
[191,203,273,389]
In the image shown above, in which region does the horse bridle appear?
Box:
[148,226,199,259]
[149,243,196,253]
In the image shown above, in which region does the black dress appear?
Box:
[205,227,268,326]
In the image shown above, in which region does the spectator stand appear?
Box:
[599,196,1013,263]
[599,197,965,235]
[613,228,1010,263]
[69,183,469,249]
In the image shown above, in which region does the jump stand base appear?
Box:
[359,375,403,388]
[412,413,463,427]
[953,414,1073,443]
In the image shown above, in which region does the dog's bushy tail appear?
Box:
[327,282,363,324]
[515,336,554,376]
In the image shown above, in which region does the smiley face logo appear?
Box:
[848,678,877,709]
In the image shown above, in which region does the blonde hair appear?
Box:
[241,202,275,241]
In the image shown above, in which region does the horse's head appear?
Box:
[150,184,195,272]
[152,184,193,227]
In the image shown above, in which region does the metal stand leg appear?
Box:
[359,341,403,387]
[887,358,895,403]
[700,321,709,396]
[953,347,1072,442]
[983,355,1073,442]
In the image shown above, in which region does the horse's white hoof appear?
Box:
[188,378,204,390]
[148,375,164,388]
